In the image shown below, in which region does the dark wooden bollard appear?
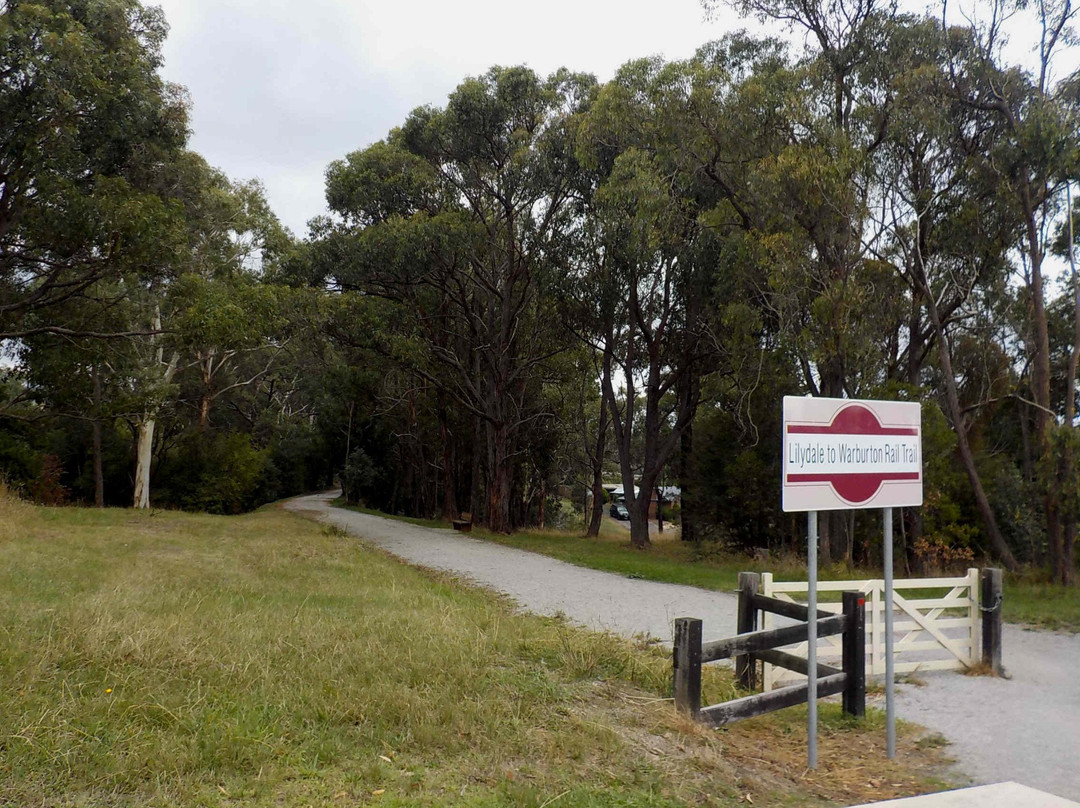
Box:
[673,617,702,716]
[842,591,866,718]
[736,572,760,689]
[981,568,1003,675]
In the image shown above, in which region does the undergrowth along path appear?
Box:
[285,492,1080,802]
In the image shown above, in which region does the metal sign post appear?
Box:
[883,506,896,758]
[807,510,818,770]
[782,396,921,767]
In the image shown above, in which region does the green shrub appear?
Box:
[158,431,269,514]
[343,448,378,504]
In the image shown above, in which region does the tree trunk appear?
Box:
[92,365,104,508]
[907,293,924,386]
[92,419,104,508]
[197,349,215,431]
[1064,524,1076,586]
[131,310,177,510]
[486,422,513,533]
[903,507,922,574]
[628,494,651,548]
[343,400,354,502]
[588,471,605,538]
[945,366,1017,570]
[678,370,698,543]
[1048,503,1063,584]
[133,416,154,509]
[439,407,458,521]
[602,322,648,548]
[1061,183,1078,585]
[586,394,609,537]
[198,394,211,431]
[469,416,483,522]
[1020,184,1061,580]
[845,510,854,566]
[918,269,1018,570]
[819,512,834,568]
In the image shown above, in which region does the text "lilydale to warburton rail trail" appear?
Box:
[788,440,920,470]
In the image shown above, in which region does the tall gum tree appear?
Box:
[319,67,597,532]
[872,18,1021,568]
[0,0,188,340]
[698,0,905,562]
[577,57,719,548]
[942,0,1079,580]
[125,154,287,509]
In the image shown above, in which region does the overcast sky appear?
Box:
[152,0,1077,240]
[151,0,760,236]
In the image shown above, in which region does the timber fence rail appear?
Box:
[759,567,1004,689]
[673,572,866,727]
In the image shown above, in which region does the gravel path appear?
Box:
[284,493,1080,800]
[285,492,738,641]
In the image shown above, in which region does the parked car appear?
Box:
[609,503,629,520]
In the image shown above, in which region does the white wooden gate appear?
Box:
[761,568,981,690]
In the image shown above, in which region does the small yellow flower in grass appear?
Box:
[105,688,113,694]
[372,789,385,797]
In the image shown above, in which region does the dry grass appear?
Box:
[0,490,955,806]
[959,660,1000,678]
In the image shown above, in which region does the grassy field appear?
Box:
[0,491,953,806]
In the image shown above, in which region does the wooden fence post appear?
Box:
[736,572,760,689]
[674,617,702,716]
[980,568,1003,675]
[842,591,866,718]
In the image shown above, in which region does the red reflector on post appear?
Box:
[858,598,865,607]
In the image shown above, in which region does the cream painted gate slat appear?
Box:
[761,568,980,689]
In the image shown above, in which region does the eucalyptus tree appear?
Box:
[575,57,730,548]
[1055,176,1080,579]
[166,164,292,432]
[0,0,188,340]
[121,154,288,508]
[696,0,915,561]
[940,0,1080,581]
[318,67,597,532]
[313,140,475,520]
[17,303,147,505]
[871,17,1022,568]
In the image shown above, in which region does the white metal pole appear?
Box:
[884,506,896,759]
[807,510,818,770]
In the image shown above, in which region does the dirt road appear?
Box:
[284,493,1080,801]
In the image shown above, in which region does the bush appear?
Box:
[258,423,333,502]
[27,454,68,506]
[158,431,269,514]
[0,429,42,494]
[343,448,378,505]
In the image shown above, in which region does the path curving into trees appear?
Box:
[284,492,1080,801]
[284,492,739,641]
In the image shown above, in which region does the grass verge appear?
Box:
[0,491,956,805]
[1002,577,1080,632]
[462,514,1080,633]
[467,521,864,596]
